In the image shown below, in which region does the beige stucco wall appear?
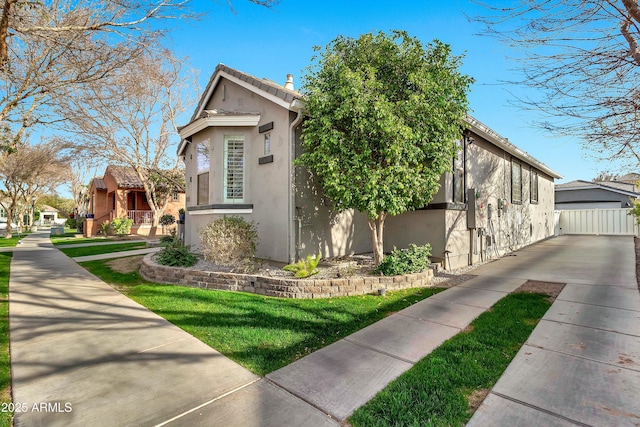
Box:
[384,133,556,270]
[183,77,293,262]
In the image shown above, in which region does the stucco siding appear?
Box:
[182,78,292,262]
[384,209,447,260]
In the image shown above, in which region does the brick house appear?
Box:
[85,165,185,237]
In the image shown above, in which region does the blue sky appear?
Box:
[164,0,614,183]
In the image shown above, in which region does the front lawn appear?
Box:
[80,258,444,376]
[349,292,552,427]
[0,253,12,427]
[0,236,21,248]
[58,242,148,258]
[50,235,107,245]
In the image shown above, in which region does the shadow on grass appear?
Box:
[0,252,12,427]
[81,259,443,376]
[349,293,552,427]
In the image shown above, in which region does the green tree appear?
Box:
[298,31,473,265]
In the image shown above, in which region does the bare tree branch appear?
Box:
[473,0,640,170]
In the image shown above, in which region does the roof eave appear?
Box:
[464,116,564,180]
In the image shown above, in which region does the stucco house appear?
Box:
[85,165,185,237]
[178,64,562,270]
[39,205,60,225]
[555,178,640,210]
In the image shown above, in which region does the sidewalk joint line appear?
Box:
[264,378,341,423]
[489,391,591,427]
[521,342,640,374]
[138,338,187,354]
[153,378,261,427]
[396,312,465,332]
[342,338,416,365]
[554,298,640,314]
[540,318,640,338]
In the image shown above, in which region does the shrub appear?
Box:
[374,243,432,276]
[111,217,133,236]
[283,253,322,278]
[67,218,77,229]
[630,199,640,225]
[198,216,258,265]
[77,216,85,233]
[100,221,110,236]
[155,240,197,267]
[159,234,175,245]
[159,214,176,226]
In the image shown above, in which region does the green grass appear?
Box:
[349,293,552,427]
[50,234,107,245]
[58,242,148,258]
[0,235,21,248]
[80,258,444,375]
[0,252,12,427]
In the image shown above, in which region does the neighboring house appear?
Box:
[85,165,185,237]
[39,204,60,225]
[555,179,640,210]
[178,64,562,270]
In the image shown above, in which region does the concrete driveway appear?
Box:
[467,235,640,426]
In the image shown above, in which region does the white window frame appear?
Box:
[531,169,539,204]
[223,135,245,203]
[512,159,522,204]
[196,139,210,205]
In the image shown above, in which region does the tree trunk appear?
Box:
[0,0,16,67]
[368,212,387,265]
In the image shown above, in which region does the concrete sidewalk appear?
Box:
[467,235,640,426]
[71,247,161,263]
[9,232,639,425]
[9,231,336,426]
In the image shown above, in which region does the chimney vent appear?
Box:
[284,74,294,90]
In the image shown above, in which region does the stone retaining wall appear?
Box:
[140,254,434,299]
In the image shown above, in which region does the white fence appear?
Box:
[556,208,639,236]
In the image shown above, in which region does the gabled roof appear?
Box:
[106,165,145,189]
[92,178,107,190]
[191,64,302,123]
[178,64,304,156]
[556,179,640,197]
[40,204,59,213]
[617,173,640,183]
[178,65,561,180]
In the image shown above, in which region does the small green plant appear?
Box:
[178,208,185,214]
[155,240,197,267]
[198,216,259,265]
[159,214,175,227]
[629,198,640,225]
[374,244,431,276]
[100,221,110,236]
[284,252,322,278]
[67,217,77,229]
[111,217,133,236]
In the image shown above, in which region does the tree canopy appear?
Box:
[298,30,473,264]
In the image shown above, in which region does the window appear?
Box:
[264,133,271,155]
[224,135,245,202]
[511,160,522,204]
[196,139,210,205]
[452,139,465,203]
[172,191,179,202]
[531,169,539,204]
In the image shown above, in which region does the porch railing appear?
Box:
[127,210,153,225]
